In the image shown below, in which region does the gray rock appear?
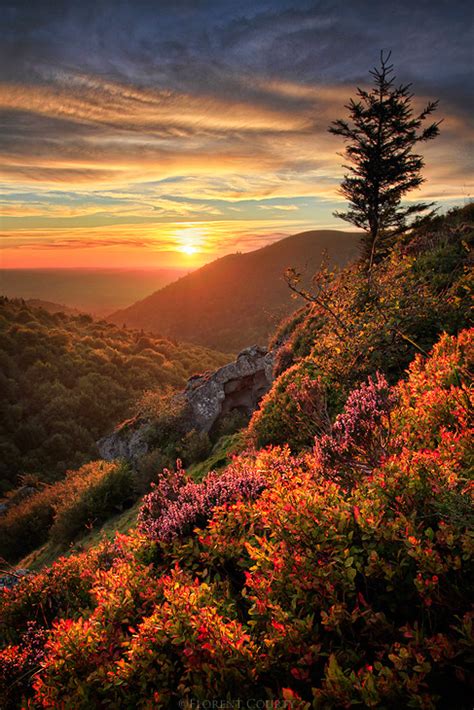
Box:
[98,345,274,464]
[97,416,152,463]
[184,345,274,432]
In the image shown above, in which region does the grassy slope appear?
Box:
[17,432,245,573]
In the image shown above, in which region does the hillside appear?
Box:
[0,299,229,493]
[0,207,472,708]
[109,229,360,351]
[25,299,82,316]
[250,204,473,449]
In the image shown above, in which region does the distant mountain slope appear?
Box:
[0,267,186,316]
[25,299,82,315]
[109,230,360,351]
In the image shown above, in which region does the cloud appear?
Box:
[259,203,299,211]
[0,0,472,267]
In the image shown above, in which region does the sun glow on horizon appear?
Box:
[174,226,206,258]
[179,243,198,255]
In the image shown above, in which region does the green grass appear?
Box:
[18,500,141,572]
[187,431,247,480]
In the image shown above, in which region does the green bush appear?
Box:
[212,409,249,439]
[248,358,332,449]
[0,461,134,562]
[50,462,134,544]
[177,429,212,466]
[134,449,175,494]
[0,485,58,562]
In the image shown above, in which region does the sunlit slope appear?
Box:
[108,230,360,351]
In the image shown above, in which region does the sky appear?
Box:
[1,0,473,269]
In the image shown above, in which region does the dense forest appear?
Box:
[108,229,359,352]
[1,205,472,708]
[0,299,228,492]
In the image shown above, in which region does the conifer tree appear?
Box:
[329,51,441,271]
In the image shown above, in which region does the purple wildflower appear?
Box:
[138,462,266,543]
[314,372,396,483]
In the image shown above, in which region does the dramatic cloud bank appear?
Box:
[1,0,472,266]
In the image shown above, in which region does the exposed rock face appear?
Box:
[98,345,274,464]
[184,346,274,433]
[97,416,152,462]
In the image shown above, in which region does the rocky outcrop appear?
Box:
[97,416,152,462]
[98,345,274,464]
[184,346,274,432]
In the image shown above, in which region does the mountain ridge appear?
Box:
[108,229,360,351]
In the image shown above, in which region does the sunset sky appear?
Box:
[1,0,473,269]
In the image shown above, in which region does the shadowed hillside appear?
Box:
[108,230,360,351]
[0,298,229,492]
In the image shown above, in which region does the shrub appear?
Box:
[0,461,134,562]
[177,429,212,466]
[138,390,191,444]
[0,484,59,562]
[314,372,396,484]
[138,460,266,543]
[248,360,331,449]
[111,569,259,706]
[0,621,47,710]
[134,448,175,494]
[1,331,472,708]
[32,568,257,708]
[0,554,96,635]
[212,409,249,439]
[49,461,134,544]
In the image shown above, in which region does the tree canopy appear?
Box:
[329,51,441,270]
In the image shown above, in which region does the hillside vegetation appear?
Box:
[250,205,472,449]
[108,229,360,352]
[0,299,228,492]
[0,207,472,708]
[25,299,83,316]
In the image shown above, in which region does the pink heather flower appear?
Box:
[138,463,266,543]
[314,372,396,483]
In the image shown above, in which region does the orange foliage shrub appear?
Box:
[0,330,472,708]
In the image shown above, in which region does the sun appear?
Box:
[174,226,205,257]
[180,244,197,255]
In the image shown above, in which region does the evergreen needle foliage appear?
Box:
[329,51,441,270]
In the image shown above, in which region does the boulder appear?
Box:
[184,345,274,432]
[97,415,152,462]
[98,345,274,464]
